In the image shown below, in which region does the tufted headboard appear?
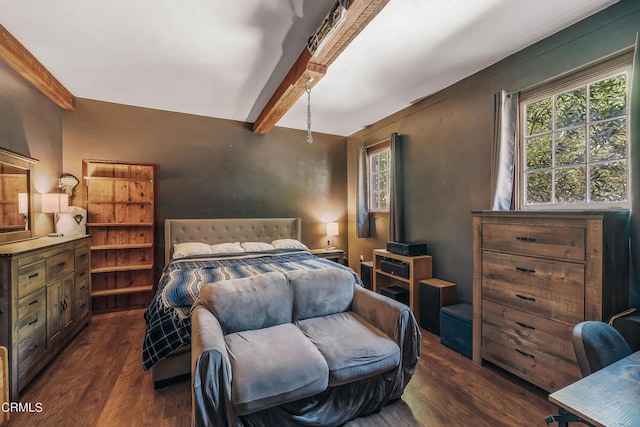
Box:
[164,218,301,264]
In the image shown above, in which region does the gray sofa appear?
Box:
[191,267,421,427]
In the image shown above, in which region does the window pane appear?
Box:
[526,98,552,135]
[379,191,388,210]
[555,127,586,166]
[590,161,627,202]
[372,155,380,174]
[526,170,552,204]
[555,167,586,203]
[589,118,627,162]
[379,170,388,191]
[555,87,586,128]
[589,74,627,121]
[526,134,552,169]
[379,151,388,171]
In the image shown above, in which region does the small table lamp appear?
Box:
[327,222,339,249]
[42,193,69,236]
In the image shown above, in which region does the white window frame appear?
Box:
[367,143,391,213]
[517,59,632,211]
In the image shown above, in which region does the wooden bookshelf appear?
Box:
[83,160,157,313]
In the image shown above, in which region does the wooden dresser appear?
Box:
[472,211,629,392]
[0,235,91,400]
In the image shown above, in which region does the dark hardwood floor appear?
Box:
[6,309,557,426]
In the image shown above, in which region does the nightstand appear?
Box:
[310,248,345,264]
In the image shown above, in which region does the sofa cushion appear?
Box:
[225,323,329,416]
[296,312,400,386]
[199,271,292,334]
[286,268,355,321]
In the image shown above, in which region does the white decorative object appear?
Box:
[55,206,87,236]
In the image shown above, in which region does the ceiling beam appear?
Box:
[0,24,74,110]
[253,48,326,134]
[252,0,389,134]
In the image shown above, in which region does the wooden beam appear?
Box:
[311,0,390,67]
[0,24,74,110]
[253,48,326,134]
[252,0,389,134]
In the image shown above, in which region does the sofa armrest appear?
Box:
[191,304,238,427]
[352,286,421,399]
[351,286,409,341]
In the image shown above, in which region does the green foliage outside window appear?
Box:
[523,72,628,207]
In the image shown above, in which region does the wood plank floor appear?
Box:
[6,309,557,426]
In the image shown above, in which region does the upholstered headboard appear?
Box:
[164,218,301,264]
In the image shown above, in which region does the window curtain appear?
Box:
[490,90,520,210]
[630,33,640,279]
[356,147,370,238]
[389,132,404,242]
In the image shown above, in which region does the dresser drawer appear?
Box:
[75,245,90,269]
[481,329,581,392]
[75,268,90,320]
[482,251,584,324]
[17,288,47,376]
[482,223,585,261]
[482,299,576,361]
[46,250,74,281]
[18,260,46,297]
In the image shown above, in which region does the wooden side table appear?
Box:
[310,248,345,264]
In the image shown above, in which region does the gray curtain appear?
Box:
[389,132,403,242]
[490,90,519,210]
[630,33,640,279]
[356,147,370,238]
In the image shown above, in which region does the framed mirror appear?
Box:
[0,148,38,243]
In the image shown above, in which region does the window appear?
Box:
[519,60,631,210]
[368,144,391,213]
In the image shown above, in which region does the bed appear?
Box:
[142,218,358,386]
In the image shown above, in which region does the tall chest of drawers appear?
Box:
[472,211,629,392]
[0,235,91,400]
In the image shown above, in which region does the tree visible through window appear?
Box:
[520,66,630,209]
[368,146,390,212]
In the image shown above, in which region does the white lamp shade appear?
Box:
[327,222,339,236]
[42,193,69,213]
[18,193,28,214]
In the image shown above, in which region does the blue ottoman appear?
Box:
[440,303,472,359]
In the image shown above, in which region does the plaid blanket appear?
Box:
[142,249,359,370]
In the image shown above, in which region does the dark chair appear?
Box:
[545,321,633,426]
[572,320,632,377]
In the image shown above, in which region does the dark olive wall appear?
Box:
[62,99,348,273]
[0,60,62,236]
[347,0,640,304]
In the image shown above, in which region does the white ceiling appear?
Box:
[0,0,618,137]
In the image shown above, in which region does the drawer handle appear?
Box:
[57,261,66,268]
[515,294,536,302]
[515,267,536,274]
[28,299,39,306]
[27,343,40,355]
[79,272,86,277]
[515,321,535,330]
[28,272,39,279]
[28,318,38,326]
[516,237,537,243]
[515,348,535,359]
